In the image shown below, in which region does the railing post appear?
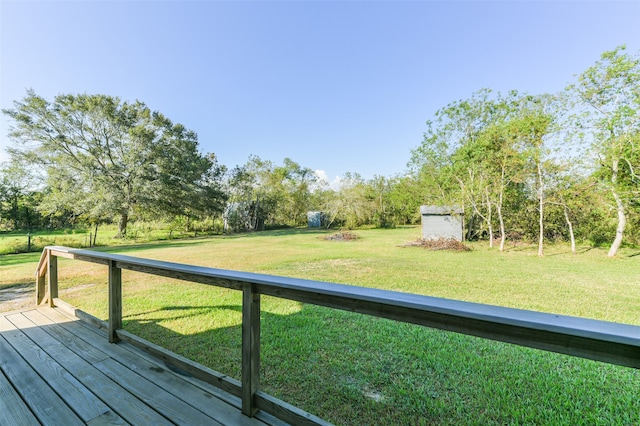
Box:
[35,250,48,306]
[47,254,58,307]
[108,260,122,343]
[242,283,260,417]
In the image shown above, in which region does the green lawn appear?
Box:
[0,223,217,255]
[1,226,639,425]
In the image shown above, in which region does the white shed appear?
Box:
[420,206,464,241]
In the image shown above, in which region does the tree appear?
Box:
[504,100,554,256]
[3,91,224,237]
[321,173,373,229]
[410,90,538,248]
[409,90,496,241]
[385,176,422,226]
[223,156,318,231]
[570,46,640,256]
[0,160,42,230]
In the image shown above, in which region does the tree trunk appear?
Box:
[11,194,19,229]
[498,168,506,252]
[563,206,576,254]
[485,189,493,248]
[498,203,506,252]
[608,158,625,257]
[117,211,128,238]
[487,207,493,247]
[537,162,544,257]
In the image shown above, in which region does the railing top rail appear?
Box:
[43,246,640,368]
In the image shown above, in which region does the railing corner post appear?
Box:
[47,253,58,307]
[35,249,48,306]
[108,259,122,343]
[242,283,261,417]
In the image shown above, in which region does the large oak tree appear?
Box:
[3,90,225,236]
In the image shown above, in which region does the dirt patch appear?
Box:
[0,284,34,312]
[399,238,471,251]
[324,231,359,241]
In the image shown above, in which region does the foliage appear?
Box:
[3,91,226,237]
[569,45,640,256]
[409,90,559,252]
[0,161,45,230]
[223,156,319,231]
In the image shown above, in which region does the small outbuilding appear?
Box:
[420,205,464,241]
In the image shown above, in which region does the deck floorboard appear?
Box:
[0,307,272,426]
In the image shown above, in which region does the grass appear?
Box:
[0,222,220,255]
[1,226,639,424]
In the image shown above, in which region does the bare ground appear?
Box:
[0,284,34,312]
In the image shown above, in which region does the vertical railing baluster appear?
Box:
[242,283,261,416]
[47,253,58,307]
[108,260,122,343]
[35,249,48,306]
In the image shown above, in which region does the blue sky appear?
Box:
[1,1,639,186]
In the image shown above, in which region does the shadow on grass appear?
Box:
[120,302,640,426]
[0,251,42,268]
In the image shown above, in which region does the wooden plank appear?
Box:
[106,339,264,425]
[10,311,172,425]
[255,391,332,426]
[35,248,48,305]
[35,247,49,277]
[0,314,123,424]
[108,260,122,343]
[242,283,261,416]
[0,364,40,426]
[52,298,110,332]
[48,254,58,307]
[94,357,224,426]
[115,328,243,399]
[0,318,85,425]
[40,308,271,425]
[36,273,46,306]
[21,309,109,365]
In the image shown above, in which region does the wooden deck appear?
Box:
[0,307,283,426]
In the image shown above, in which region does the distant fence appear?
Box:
[36,246,640,425]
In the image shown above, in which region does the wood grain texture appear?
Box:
[108,338,261,426]
[2,306,274,426]
[39,308,269,425]
[48,254,58,307]
[0,351,40,426]
[116,328,243,398]
[21,309,110,365]
[0,318,85,425]
[242,283,261,416]
[94,357,224,426]
[1,314,122,424]
[108,260,122,343]
[4,311,178,425]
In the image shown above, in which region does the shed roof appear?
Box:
[420,205,463,215]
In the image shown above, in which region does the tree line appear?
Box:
[1,46,638,256]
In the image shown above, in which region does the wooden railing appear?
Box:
[35,246,640,425]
